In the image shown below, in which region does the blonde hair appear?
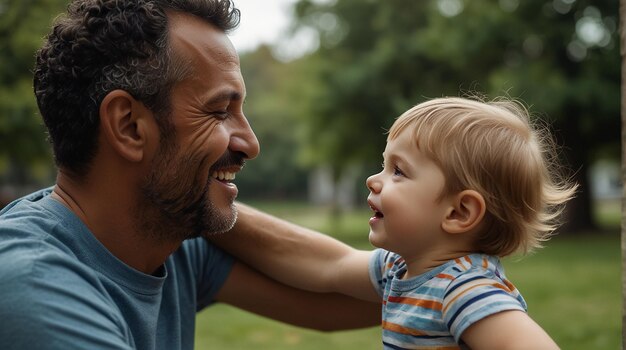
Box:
[388,96,577,256]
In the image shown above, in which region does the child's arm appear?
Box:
[461,310,560,350]
[208,202,380,302]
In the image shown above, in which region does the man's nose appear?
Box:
[229,116,260,160]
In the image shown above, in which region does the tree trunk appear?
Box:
[619,0,625,346]
[559,164,595,233]
[556,112,596,232]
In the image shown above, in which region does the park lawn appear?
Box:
[195,203,621,350]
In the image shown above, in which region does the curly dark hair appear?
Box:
[33,0,240,176]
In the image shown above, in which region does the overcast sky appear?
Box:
[227,0,320,61]
[228,0,297,53]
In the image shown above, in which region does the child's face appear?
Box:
[366,128,450,257]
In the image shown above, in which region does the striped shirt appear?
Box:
[369,250,527,350]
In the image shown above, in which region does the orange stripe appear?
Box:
[482,257,488,269]
[502,279,516,292]
[382,320,426,336]
[464,256,472,265]
[454,258,468,271]
[387,296,443,311]
[436,273,455,280]
[381,323,461,349]
[442,281,512,313]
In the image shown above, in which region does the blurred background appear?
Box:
[0,0,620,349]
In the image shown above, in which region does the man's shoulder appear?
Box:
[0,187,105,304]
[0,187,61,236]
[0,245,129,349]
[0,224,125,348]
[0,187,53,214]
[0,226,101,297]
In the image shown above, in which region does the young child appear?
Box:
[217,96,576,349]
[360,96,575,349]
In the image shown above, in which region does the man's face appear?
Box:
[139,12,260,242]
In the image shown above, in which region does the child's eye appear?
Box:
[393,166,404,177]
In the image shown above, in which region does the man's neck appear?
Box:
[52,170,179,275]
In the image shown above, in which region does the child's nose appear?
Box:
[366,174,382,193]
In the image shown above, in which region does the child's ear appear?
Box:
[99,90,153,163]
[441,190,486,234]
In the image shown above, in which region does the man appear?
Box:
[0,1,378,349]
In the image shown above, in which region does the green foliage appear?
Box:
[0,0,65,183]
[294,0,618,158]
[235,46,312,199]
[281,0,619,228]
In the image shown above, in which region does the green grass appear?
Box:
[195,202,621,350]
[502,234,620,350]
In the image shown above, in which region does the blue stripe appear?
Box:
[443,275,485,298]
[410,334,448,339]
[446,289,510,328]
[382,341,411,350]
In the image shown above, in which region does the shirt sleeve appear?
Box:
[368,248,394,298]
[442,271,528,342]
[180,238,234,310]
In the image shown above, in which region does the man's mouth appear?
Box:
[209,151,246,184]
[211,170,237,182]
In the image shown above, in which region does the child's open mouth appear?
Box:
[368,202,384,219]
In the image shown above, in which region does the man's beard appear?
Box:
[136,136,243,243]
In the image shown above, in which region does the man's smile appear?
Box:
[211,170,237,181]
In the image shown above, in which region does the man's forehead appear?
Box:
[168,11,240,70]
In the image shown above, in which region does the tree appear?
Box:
[0,0,68,186]
[235,46,312,199]
[288,0,619,231]
[618,0,625,342]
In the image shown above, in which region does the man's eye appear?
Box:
[393,166,404,177]
[212,111,230,120]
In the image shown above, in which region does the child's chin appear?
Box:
[368,230,385,248]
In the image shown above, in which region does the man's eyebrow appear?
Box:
[204,91,244,107]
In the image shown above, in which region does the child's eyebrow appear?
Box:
[386,153,412,168]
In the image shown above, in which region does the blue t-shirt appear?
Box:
[0,188,234,349]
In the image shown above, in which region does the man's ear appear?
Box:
[99,90,153,162]
[441,190,486,234]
